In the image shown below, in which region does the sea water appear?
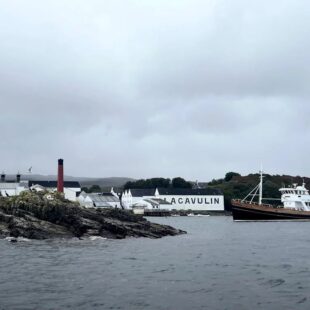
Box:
[1,216,310,310]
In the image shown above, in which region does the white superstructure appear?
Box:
[279,183,310,211]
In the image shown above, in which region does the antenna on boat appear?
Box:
[259,165,264,205]
[241,165,264,204]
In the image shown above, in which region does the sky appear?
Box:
[1,0,310,181]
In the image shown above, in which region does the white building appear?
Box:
[132,197,172,209]
[28,180,81,201]
[122,188,224,211]
[78,192,121,209]
[0,181,28,197]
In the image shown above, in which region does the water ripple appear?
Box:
[1,218,310,310]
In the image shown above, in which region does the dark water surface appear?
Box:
[1,216,310,310]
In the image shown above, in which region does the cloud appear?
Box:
[0,0,310,180]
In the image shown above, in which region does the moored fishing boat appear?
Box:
[231,170,310,221]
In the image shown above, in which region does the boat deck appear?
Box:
[231,199,310,220]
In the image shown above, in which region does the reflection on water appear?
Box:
[1,217,310,310]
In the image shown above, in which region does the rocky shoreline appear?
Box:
[0,191,186,240]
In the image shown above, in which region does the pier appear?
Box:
[143,209,171,217]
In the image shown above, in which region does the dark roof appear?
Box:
[29,180,81,188]
[100,192,115,196]
[129,188,156,197]
[128,187,222,196]
[147,198,172,205]
[87,193,119,204]
[157,188,222,195]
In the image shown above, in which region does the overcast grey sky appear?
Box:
[1,0,310,180]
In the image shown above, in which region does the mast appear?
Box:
[259,167,263,205]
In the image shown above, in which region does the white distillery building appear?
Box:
[131,197,172,210]
[28,181,81,201]
[0,181,28,197]
[0,173,28,196]
[78,191,121,209]
[122,188,224,211]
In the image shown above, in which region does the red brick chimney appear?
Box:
[57,158,64,193]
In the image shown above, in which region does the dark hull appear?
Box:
[231,200,310,221]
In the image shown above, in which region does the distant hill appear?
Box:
[76,177,135,188]
[208,173,310,211]
[16,174,135,189]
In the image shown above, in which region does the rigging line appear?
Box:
[242,183,260,202]
[250,184,260,204]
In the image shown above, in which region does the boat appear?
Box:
[231,170,310,221]
[186,213,210,217]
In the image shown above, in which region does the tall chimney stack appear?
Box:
[1,172,5,182]
[16,172,21,183]
[57,158,64,193]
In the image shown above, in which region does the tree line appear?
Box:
[208,172,310,211]
[81,172,310,212]
[123,177,192,189]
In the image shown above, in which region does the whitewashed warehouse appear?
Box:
[131,197,172,210]
[0,179,81,201]
[0,160,81,201]
[28,181,81,201]
[0,181,28,197]
[78,192,121,209]
[0,173,28,196]
[122,188,224,211]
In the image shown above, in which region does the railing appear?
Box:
[231,199,273,208]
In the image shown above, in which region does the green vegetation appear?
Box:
[224,172,241,182]
[171,177,192,188]
[208,173,310,211]
[124,177,192,189]
[81,185,102,193]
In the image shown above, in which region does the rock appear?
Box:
[0,191,186,240]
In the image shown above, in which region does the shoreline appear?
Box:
[0,191,186,240]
